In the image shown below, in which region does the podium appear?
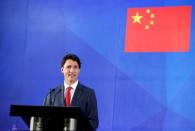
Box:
[10,105,93,131]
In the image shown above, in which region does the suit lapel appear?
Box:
[71,83,83,106]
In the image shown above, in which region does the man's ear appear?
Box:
[61,67,64,73]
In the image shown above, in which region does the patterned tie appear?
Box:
[65,87,72,107]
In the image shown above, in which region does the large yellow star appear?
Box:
[131,12,143,24]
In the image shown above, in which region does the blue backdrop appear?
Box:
[0,0,195,130]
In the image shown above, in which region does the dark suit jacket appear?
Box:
[44,82,99,129]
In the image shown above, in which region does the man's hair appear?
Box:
[61,53,81,68]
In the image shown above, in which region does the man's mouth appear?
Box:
[69,74,74,77]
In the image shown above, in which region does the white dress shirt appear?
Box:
[64,80,78,102]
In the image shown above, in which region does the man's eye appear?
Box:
[67,66,71,68]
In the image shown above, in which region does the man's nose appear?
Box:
[70,67,74,72]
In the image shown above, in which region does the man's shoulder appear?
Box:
[78,82,94,92]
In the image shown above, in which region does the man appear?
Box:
[44,53,99,129]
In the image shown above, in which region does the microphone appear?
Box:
[52,88,62,106]
[43,88,62,106]
[43,88,55,106]
[48,88,56,106]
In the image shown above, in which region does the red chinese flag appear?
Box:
[124,6,192,52]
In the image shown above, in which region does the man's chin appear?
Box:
[68,79,76,84]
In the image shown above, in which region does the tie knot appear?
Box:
[66,87,72,91]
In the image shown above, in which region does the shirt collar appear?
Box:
[64,80,78,90]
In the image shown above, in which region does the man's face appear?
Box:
[61,59,80,85]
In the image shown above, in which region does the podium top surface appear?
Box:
[10,105,83,118]
[10,105,93,129]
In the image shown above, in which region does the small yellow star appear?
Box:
[146,9,150,14]
[150,20,154,25]
[145,25,149,30]
[150,14,155,18]
[132,12,143,24]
